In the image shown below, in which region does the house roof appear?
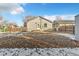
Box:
[53,20,75,24]
[39,16,53,23]
[24,16,53,23]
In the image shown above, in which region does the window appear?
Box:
[37,24,40,28]
[35,23,40,28]
[44,23,47,28]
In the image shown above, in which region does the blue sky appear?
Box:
[0,3,79,26]
[21,3,79,15]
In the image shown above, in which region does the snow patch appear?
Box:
[53,33,75,40]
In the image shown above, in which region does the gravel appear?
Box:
[0,48,79,56]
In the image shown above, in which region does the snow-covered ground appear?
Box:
[53,33,75,40]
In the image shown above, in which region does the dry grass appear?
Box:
[0,32,78,48]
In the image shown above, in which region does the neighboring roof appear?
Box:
[75,14,79,17]
[54,20,75,24]
[8,22,18,27]
[24,16,53,23]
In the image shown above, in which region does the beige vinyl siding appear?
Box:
[27,17,53,31]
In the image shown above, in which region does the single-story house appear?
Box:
[24,16,53,32]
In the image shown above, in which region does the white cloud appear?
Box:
[11,7,24,15]
[43,15,75,21]
[43,15,56,21]
[0,3,24,15]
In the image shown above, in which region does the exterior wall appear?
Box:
[58,24,75,34]
[27,17,53,31]
[53,20,75,34]
[8,25,20,32]
[27,17,40,31]
[75,15,79,40]
[40,18,53,31]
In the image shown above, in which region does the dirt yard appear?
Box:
[0,32,78,48]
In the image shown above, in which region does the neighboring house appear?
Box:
[53,20,75,34]
[24,16,53,32]
[75,15,79,40]
[8,23,20,32]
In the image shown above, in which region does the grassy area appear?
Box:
[0,32,78,48]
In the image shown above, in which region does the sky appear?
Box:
[0,3,79,26]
